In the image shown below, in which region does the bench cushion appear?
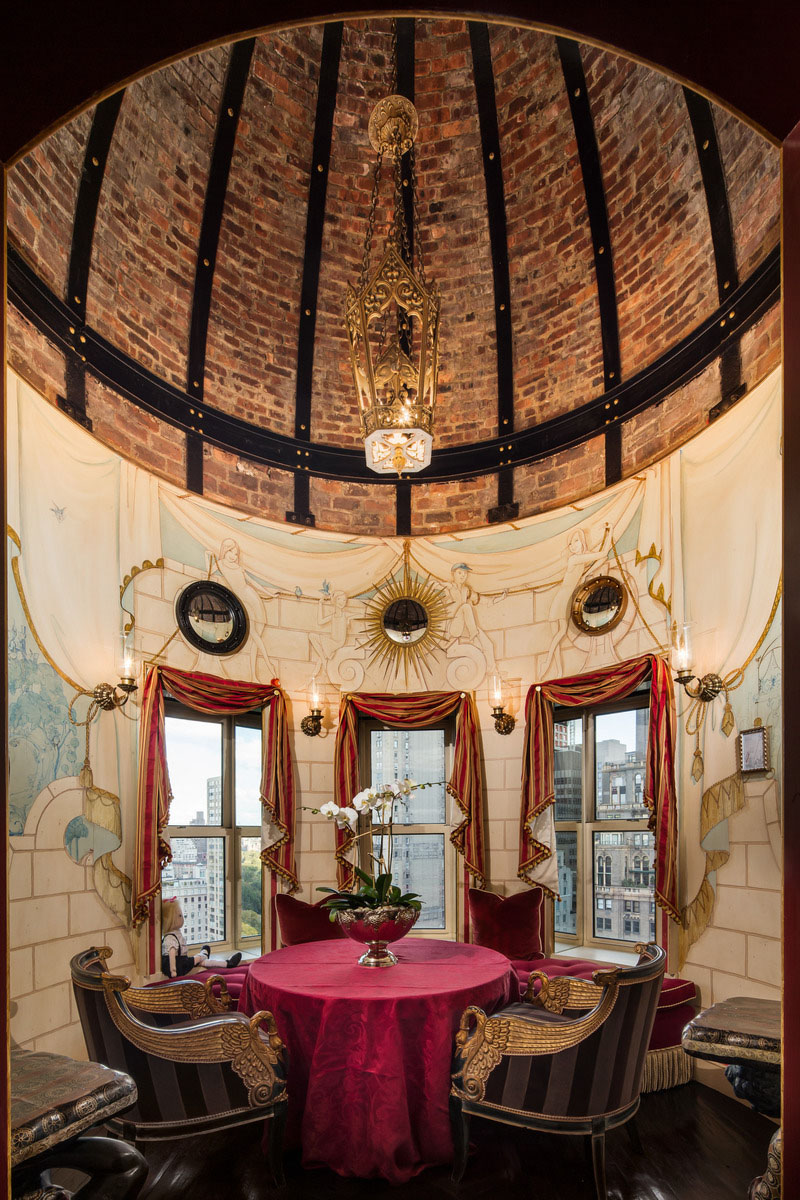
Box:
[512,956,697,1013]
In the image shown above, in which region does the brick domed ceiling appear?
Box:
[7,17,780,536]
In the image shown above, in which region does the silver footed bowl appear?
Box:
[336,905,420,967]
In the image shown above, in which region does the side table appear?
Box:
[682,996,781,1199]
[11,1046,148,1199]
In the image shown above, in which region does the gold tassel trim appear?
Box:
[641,1045,692,1093]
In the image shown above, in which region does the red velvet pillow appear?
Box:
[468,887,545,960]
[274,893,346,946]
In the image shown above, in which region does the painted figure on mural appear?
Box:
[539,524,611,680]
[214,538,276,678]
[443,563,497,673]
[309,591,350,678]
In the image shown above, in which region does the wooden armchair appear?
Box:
[450,943,666,1200]
[70,947,287,1183]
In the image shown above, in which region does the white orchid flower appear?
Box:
[386,780,402,797]
[319,800,340,821]
[373,798,394,822]
[335,806,359,832]
[399,777,417,794]
[351,789,374,813]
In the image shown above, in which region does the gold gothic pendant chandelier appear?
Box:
[344,89,440,476]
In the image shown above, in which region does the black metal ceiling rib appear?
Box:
[395,17,415,536]
[396,480,411,536]
[185,37,255,495]
[557,38,622,487]
[469,22,517,523]
[60,90,125,429]
[683,90,740,299]
[683,87,744,420]
[292,21,343,471]
[7,242,779,484]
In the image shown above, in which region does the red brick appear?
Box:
[7,108,93,300]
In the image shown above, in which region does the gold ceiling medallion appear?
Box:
[362,542,448,684]
[345,79,440,477]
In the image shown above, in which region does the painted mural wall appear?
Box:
[6,365,782,1060]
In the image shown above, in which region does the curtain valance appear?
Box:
[133,665,297,972]
[333,692,485,916]
[519,655,679,923]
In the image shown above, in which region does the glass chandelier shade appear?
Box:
[344,95,440,476]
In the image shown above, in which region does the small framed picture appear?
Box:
[737,725,770,774]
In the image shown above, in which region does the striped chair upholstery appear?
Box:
[70,947,287,1183]
[450,943,666,1200]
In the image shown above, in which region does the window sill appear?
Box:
[553,942,639,966]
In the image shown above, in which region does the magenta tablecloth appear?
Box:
[237,937,513,1182]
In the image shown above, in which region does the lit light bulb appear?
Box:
[674,624,693,674]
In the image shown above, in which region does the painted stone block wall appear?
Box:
[6,367,783,1062]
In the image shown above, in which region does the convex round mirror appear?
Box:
[176,580,248,654]
[382,597,429,644]
[570,575,627,635]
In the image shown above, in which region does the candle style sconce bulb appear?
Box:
[489,677,515,735]
[302,679,323,737]
[672,622,724,702]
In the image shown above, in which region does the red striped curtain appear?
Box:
[519,655,679,924]
[333,692,485,937]
[133,665,297,972]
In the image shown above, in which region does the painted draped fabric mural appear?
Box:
[5,365,782,964]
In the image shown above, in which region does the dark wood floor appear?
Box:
[134,1083,773,1200]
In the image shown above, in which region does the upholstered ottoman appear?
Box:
[512,956,697,1092]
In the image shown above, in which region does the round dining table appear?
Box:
[237,936,514,1182]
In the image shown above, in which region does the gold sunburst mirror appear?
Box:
[362,542,449,683]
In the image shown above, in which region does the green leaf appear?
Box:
[397,892,421,903]
[353,866,375,887]
[374,873,392,901]
[316,886,340,894]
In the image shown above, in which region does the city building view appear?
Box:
[162,713,264,948]
[161,776,226,945]
[553,708,656,944]
[369,729,447,929]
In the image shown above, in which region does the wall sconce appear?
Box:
[490,676,515,735]
[69,641,139,728]
[672,623,723,702]
[672,623,735,782]
[301,679,323,737]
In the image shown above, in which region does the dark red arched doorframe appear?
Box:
[3,3,799,1192]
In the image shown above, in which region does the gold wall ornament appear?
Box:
[345,91,440,476]
[361,541,449,684]
[570,574,628,635]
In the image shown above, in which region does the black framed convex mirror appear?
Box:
[382,597,429,644]
[176,580,249,655]
[570,575,628,635]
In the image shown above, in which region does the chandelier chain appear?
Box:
[409,144,427,285]
[358,149,384,290]
[390,19,398,94]
[391,132,411,263]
